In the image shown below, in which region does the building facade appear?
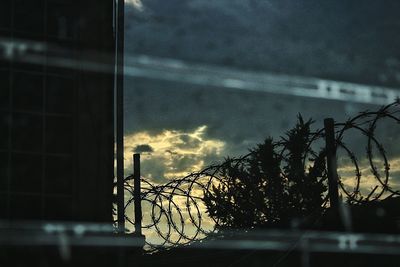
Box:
[0,0,115,222]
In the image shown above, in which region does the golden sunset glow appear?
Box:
[120,125,400,247]
[123,126,226,182]
[338,157,400,198]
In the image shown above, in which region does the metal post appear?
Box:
[133,154,142,236]
[116,0,125,232]
[324,118,339,208]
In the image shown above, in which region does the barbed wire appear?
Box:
[120,100,400,252]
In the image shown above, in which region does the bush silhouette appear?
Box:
[203,115,327,229]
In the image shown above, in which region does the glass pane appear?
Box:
[0,193,8,218]
[13,0,45,35]
[12,72,43,111]
[44,196,72,220]
[9,194,42,219]
[45,116,73,154]
[47,2,78,40]
[0,152,9,193]
[0,112,10,150]
[12,113,43,152]
[46,75,75,113]
[45,155,73,194]
[11,153,42,193]
[0,0,11,30]
[0,70,10,110]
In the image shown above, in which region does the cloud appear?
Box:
[338,157,400,198]
[123,126,226,182]
[133,144,154,153]
[125,0,143,11]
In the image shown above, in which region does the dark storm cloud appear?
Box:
[140,156,168,183]
[176,134,201,150]
[125,0,400,87]
[170,155,199,173]
[133,144,154,153]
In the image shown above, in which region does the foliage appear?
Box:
[203,115,327,229]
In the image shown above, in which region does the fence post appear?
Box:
[324,118,339,208]
[133,153,143,236]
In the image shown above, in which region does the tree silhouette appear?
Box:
[203,115,327,229]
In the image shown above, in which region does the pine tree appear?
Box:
[203,115,327,229]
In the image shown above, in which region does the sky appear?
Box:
[124,0,400,181]
[123,0,400,244]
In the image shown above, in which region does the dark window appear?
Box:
[0,193,8,218]
[0,70,10,110]
[0,0,11,30]
[46,76,74,113]
[0,152,9,193]
[45,155,73,194]
[47,2,78,40]
[11,153,42,193]
[44,196,72,220]
[0,112,10,150]
[12,72,43,112]
[45,116,73,154]
[0,50,11,70]
[13,0,45,36]
[9,194,42,219]
[12,113,43,152]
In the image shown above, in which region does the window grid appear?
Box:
[0,0,79,220]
